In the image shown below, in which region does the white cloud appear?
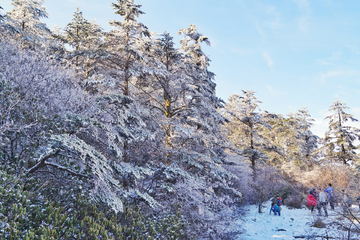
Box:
[263,51,274,67]
[316,51,342,65]
[255,22,267,44]
[264,6,282,30]
[315,70,360,84]
[347,44,360,55]
[316,70,342,83]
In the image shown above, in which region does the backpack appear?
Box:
[326,187,335,199]
[346,195,352,205]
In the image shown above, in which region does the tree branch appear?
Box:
[44,162,90,178]
[26,149,61,174]
[26,149,90,178]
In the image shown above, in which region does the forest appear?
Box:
[1,0,360,239]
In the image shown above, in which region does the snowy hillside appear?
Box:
[237,200,360,240]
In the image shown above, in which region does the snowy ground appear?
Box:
[236,200,360,240]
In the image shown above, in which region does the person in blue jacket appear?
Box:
[269,202,281,216]
[325,183,335,210]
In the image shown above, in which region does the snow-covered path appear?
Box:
[236,200,360,240]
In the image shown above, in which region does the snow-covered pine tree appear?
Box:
[323,100,360,165]
[102,0,154,163]
[223,90,271,179]
[177,24,227,159]
[163,25,241,238]
[289,107,319,168]
[105,0,151,96]
[6,0,51,47]
[135,32,195,162]
[53,7,105,79]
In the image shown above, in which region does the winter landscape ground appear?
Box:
[237,200,360,240]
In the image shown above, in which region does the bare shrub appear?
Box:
[249,165,285,213]
[299,164,352,190]
[285,194,303,209]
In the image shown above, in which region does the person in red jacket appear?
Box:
[307,189,317,214]
[276,195,283,207]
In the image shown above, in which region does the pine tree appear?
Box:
[103,0,154,163]
[136,32,190,161]
[7,0,51,46]
[178,24,227,157]
[223,90,271,179]
[289,107,319,168]
[323,100,360,165]
[105,0,150,96]
[57,7,104,78]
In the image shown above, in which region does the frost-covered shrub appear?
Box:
[0,40,156,213]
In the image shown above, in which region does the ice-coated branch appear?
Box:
[26,149,89,178]
[44,162,90,178]
[27,149,61,174]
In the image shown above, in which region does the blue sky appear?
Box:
[2,0,360,137]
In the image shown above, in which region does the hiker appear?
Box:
[356,196,360,209]
[318,188,328,217]
[342,189,352,214]
[307,189,317,214]
[276,195,283,207]
[269,202,281,216]
[325,183,335,210]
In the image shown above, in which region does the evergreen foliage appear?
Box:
[323,100,360,165]
[6,0,51,47]
[223,90,272,178]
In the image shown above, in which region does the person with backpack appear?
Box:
[318,188,328,217]
[325,183,335,210]
[356,196,360,209]
[307,189,317,214]
[276,195,282,208]
[269,202,281,216]
[342,189,352,214]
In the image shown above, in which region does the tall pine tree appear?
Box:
[323,100,360,165]
[7,0,51,47]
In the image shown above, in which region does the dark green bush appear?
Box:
[0,171,190,239]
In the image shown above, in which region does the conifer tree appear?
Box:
[177,24,227,157]
[323,100,360,165]
[7,0,51,46]
[105,0,150,96]
[135,32,190,161]
[223,90,271,179]
[289,107,319,168]
[57,7,104,78]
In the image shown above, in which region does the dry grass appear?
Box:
[311,217,326,228]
